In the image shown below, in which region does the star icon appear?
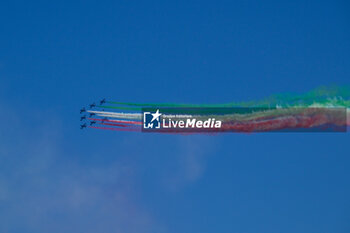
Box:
[151,109,161,122]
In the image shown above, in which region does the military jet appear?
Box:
[89,113,96,117]
[100,98,106,105]
[101,117,108,123]
[80,108,86,114]
[80,123,87,129]
[89,103,96,108]
[90,121,96,126]
[80,116,86,121]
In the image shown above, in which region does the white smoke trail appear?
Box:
[87,110,142,120]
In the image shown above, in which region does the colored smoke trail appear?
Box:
[81,86,350,133]
[87,110,142,120]
[88,118,142,125]
[106,86,350,109]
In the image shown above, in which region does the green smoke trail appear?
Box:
[98,105,142,111]
[107,86,350,109]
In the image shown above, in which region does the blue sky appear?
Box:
[0,0,349,232]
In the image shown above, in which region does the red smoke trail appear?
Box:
[220,113,342,132]
[88,111,347,133]
[143,113,345,133]
[88,118,142,125]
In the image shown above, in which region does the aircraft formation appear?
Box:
[80,98,106,129]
